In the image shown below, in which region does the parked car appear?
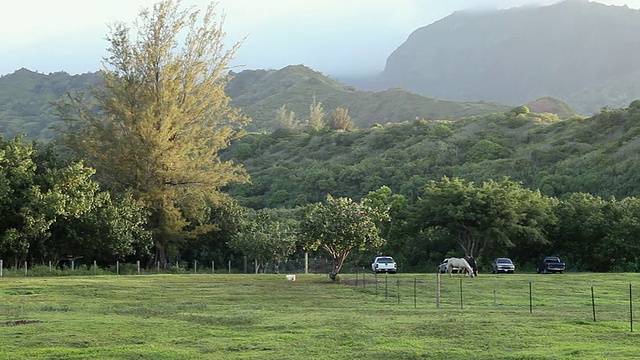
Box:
[371,256,397,274]
[491,257,516,274]
[438,258,462,274]
[537,256,566,274]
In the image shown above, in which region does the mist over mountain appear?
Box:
[375,0,640,114]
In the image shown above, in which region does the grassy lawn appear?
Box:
[1,272,639,359]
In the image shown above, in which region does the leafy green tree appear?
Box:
[549,193,640,271]
[511,105,530,116]
[47,192,152,265]
[0,136,151,265]
[55,0,249,265]
[299,195,388,281]
[412,177,554,259]
[466,139,511,163]
[229,208,298,273]
[181,200,246,268]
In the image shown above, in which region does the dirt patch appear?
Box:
[0,320,44,326]
[341,279,379,286]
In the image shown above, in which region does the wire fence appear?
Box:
[343,271,639,331]
[3,258,637,331]
[0,257,336,277]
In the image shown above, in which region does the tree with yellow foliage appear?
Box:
[55,0,249,265]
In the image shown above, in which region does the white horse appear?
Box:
[445,257,475,277]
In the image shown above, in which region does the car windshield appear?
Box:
[377,257,394,263]
[497,258,512,264]
[545,257,560,262]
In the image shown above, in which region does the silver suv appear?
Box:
[491,257,516,274]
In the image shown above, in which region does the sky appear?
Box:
[2,0,640,78]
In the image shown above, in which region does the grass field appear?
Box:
[1,272,639,359]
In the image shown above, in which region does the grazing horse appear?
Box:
[463,256,478,277]
[446,257,475,277]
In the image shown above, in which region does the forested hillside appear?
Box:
[0,69,98,140]
[222,102,640,208]
[226,65,517,131]
[0,65,525,141]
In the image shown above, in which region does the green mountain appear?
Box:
[0,65,575,140]
[227,65,519,131]
[0,68,99,141]
[1,65,543,140]
[380,0,640,115]
[221,102,640,209]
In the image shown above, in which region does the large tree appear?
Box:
[55,0,249,265]
[413,177,555,259]
[0,137,151,265]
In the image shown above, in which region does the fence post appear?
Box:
[591,283,596,322]
[212,260,215,274]
[137,260,140,274]
[0,259,3,277]
[529,279,533,314]
[24,261,28,276]
[414,277,417,309]
[116,261,120,275]
[385,273,388,299]
[630,284,634,332]
[228,260,231,274]
[94,260,97,275]
[436,273,441,309]
[157,261,160,274]
[459,279,463,310]
[375,272,378,295]
[305,251,309,274]
[49,261,52,272]
[363,271,366,289]
[194,260,198,274]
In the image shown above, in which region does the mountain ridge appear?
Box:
[2,65,548,140]
[379,0,640,114]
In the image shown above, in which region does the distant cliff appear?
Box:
[380,0,640,114]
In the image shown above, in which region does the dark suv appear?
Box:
[536,256,566,274]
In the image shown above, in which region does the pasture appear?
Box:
[1,272,639,359]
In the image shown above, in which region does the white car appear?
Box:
[371,256,397,274]
[438,259,462,273]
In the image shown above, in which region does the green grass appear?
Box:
[1,272,639,359]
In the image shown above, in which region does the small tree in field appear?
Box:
[229,208,298,274]
[299,195,388,281]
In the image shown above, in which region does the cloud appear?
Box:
[2,0,640,76]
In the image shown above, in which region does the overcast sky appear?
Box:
[2,0,640,77]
